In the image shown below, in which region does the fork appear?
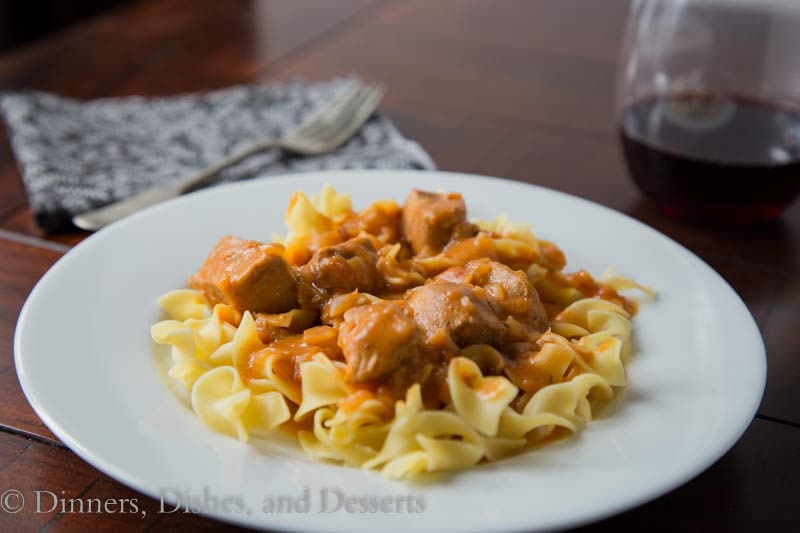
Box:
[72,82,385,231]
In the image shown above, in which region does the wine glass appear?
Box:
[616,0,800,224]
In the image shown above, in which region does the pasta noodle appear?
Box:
[150,185,653,479]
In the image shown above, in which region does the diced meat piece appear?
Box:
[437,258,548,329]
[297,236,383,307]
[188,236,297,313]
[401,189,477,256]
[406,280,506,351]
[338,301,419,383]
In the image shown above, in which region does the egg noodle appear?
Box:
[151,185,653,479]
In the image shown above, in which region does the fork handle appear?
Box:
[72,139,279,231]
[179,138,277,193]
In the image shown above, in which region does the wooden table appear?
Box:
[0,1,797,531]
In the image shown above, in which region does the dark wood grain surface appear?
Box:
[0,0,796,530]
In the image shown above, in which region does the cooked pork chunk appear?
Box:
[338,301,419,383]
[298,236,383,306]
[437,258,547,329]
[401,189,476,256]
[188,235,297,313]
[406,280,506,351]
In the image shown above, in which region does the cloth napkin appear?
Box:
[0,79,435,233]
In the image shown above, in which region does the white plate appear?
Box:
[15,171,765,532]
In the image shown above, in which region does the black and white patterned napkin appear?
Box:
[0,79,435,233]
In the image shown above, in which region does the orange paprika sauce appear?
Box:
[222,204,631,432]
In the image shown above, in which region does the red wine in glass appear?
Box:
[619,92,800,224]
